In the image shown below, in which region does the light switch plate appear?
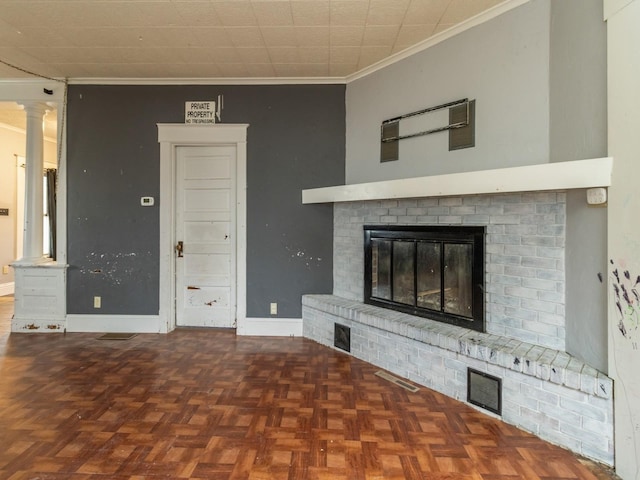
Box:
[140,196,154,206]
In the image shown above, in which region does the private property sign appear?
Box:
[185,101,217,124]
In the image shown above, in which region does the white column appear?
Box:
[18,101,49,264]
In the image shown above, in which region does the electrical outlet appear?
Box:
[270,302,277,315]
[94,296,101,308]
[2,265,9,275]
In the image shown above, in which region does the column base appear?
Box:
[11,261,67,333]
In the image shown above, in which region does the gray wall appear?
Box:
[342,0,609,371]
[67,84,345,318]
[345,0,551,183]
[549,0,608,372]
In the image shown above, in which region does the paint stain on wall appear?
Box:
[79,251,153,286]
[611,259,640,344]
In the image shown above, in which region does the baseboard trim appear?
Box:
[12,315,65,333]
[66,314,163,333]
[0,282,15,296]
[237,317,303,336]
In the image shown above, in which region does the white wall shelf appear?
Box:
[302,157,613,204]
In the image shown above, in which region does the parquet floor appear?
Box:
[0,296,618,479]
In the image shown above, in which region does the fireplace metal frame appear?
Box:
[364,225,485,332]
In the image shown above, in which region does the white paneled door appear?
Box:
[175,145,237,327]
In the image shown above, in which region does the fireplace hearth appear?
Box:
[364,225,485,331]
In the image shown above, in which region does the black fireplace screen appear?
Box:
[364,225,485,331]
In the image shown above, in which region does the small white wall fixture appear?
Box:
[158,124,248,334]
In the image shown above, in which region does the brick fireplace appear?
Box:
[302,190,614,466]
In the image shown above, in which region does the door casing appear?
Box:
[158,123,248,333]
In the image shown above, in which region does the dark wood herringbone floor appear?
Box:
[0,296,618,479]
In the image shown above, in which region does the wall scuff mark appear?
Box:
[610,259,640,345]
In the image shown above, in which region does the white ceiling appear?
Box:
[0,0,509,141]
[0,0,506,80]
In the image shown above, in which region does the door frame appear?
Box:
[158,124,248,333]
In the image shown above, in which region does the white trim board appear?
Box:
[67,315,161,333]
[158,124,248,334]
[239,318,303,337]
[302,158,613,204]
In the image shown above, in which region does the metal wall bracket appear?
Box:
[380,98,475,162]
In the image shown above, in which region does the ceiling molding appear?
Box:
[67,76,347,86]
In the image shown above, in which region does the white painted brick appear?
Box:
[543,428,582,453]
[406,207,427,216]
[438,197,463,206]
[558,396,607,423]
[521,256,557,270]
[322,192,608,461]
[522,320,560,337]
[491,254,522,266]
[521,384,559,406]
[505,286,539,300]
[536,268,564,281]
[389,207,407,216]
[504,224,538,235]
[504,306,538,321]
[487,233,522,245]
[398,199,418,208]
[538,291,563,303]
[538,224,564,236]
[560,422,609,453]
[581,443,613,466]
[595,373,613,399]
[504,265,537,278]
[416,215,439,223]
[536,246,564,259]
[463,195,491,206]
[521,277,559,291]
[522,192,559,203]
[428,206,450,215]
[417,198,438,207]
[490,274,521,286]
[438,216,462,224]
[520,298,558,314]
[476,205,505,215]
[462,214,491,224]
[450,206,477,215]
[521,235,557,247]
[486,224,505,234]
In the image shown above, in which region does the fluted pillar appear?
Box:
[18,101,49,264]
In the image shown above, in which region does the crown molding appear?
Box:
[68,76,347,86]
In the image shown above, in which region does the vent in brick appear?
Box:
[467,368,502,415]
[334,323,350,352]
[374,370,420,393]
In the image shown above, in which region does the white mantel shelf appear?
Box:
[302,157,613,204]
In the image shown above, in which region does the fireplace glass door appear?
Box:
[365,226,485,331]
